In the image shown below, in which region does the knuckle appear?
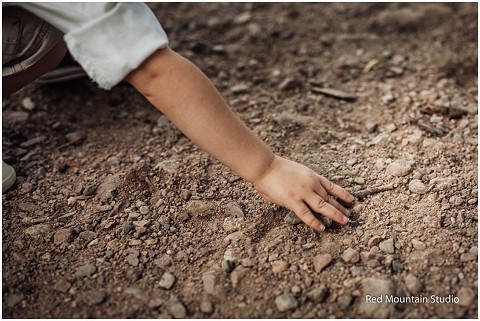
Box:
[317,198,328,210]
[327,180,335,192]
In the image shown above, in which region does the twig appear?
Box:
[354,183,394,199]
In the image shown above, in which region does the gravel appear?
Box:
[378,239,395,254]
[404,274,423,295]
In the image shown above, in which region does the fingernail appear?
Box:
[344,216,350,224]
[319,224,325,231]
[345,210,351,216]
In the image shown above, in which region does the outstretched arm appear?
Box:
[126,47,354,231]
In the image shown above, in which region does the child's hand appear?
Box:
[254,156,355,232]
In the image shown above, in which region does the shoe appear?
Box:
[2,160,16,193]
[36,51,87,84]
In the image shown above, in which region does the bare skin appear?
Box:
[4,44,354,232]
[127,47,355,231]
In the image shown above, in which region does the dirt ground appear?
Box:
[2,3,478,318]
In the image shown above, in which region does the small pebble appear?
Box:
[342,248,360,264]
[379,239,395,254]
[313,254,332,272]
[75,264,97,278]
[275,293,298,312]
[165,297,187,319]
[306,285,328,302]
[272,260,289,273]
[200,300,214,314]
[387,160,413,177]
[87,290,107,305]
[159,272,176,290]
[409,179,428,194]
[404,274,423,295]
[337,294,353,310]
[411,239,426,251]
[457,286,476,307]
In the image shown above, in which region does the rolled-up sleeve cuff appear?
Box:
[64,3,169,90]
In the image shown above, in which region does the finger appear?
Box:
[293,203,325,232]
[305,194,349,225]
[314,185,351,216]
[319,176,355,203]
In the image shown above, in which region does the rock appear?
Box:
[200,300,214,314]
[231,84,249,95]
[18,201,38,212]
[342,248,360,264]
[459,253,476,262]
[133,219,151,229]
[381,94,395,103]
[272,260,289,273]
[231,266,248,288]
[87,290,107,305]
[359,278,395,318]
[3,111,29,123]
[224,202,245,218]
[275,293,298,312]
[66,131,86,145]
[306,284,328,302]
[53,278,71,293]
[79,231,96,242]
[386,160,413,177]
[365,121,378,133]
[284,212,302,225]
[21,97,36,110]
[278,77,302,91]
[75,264,97,278]
[165,297,187,318]
[457,286,476,307]
[320,241,341,256]
[222,259,236,273]
[392,260,404,272]
[159,272,176,290]
[337,294,353,310]
[223,216,244,232]
[409,179,428,194]
[313,254,332,272]
[122,221,134,235]
[370,132,390,145]
[148,297,164,310]
[5,294,24,308]
[125,287,149,303]
[234,12,252,24]
[202,272,225,295]
[379,239,395,254]
[185,200,215,218]
[96,174,121,201]
[224,231,244,244]
[367,236,382,248]
[25,224,51,238]
[125,249,140,267]
[83,183,98,196]
[404,274,423,295]
[411,239,426,251]
[139,206,149,215]
[54,228,74,245]
[154,255,173,269]
[157,159,179,174]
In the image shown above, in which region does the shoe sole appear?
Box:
[36,67,87,84]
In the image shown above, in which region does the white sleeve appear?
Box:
[18,2,169,89]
